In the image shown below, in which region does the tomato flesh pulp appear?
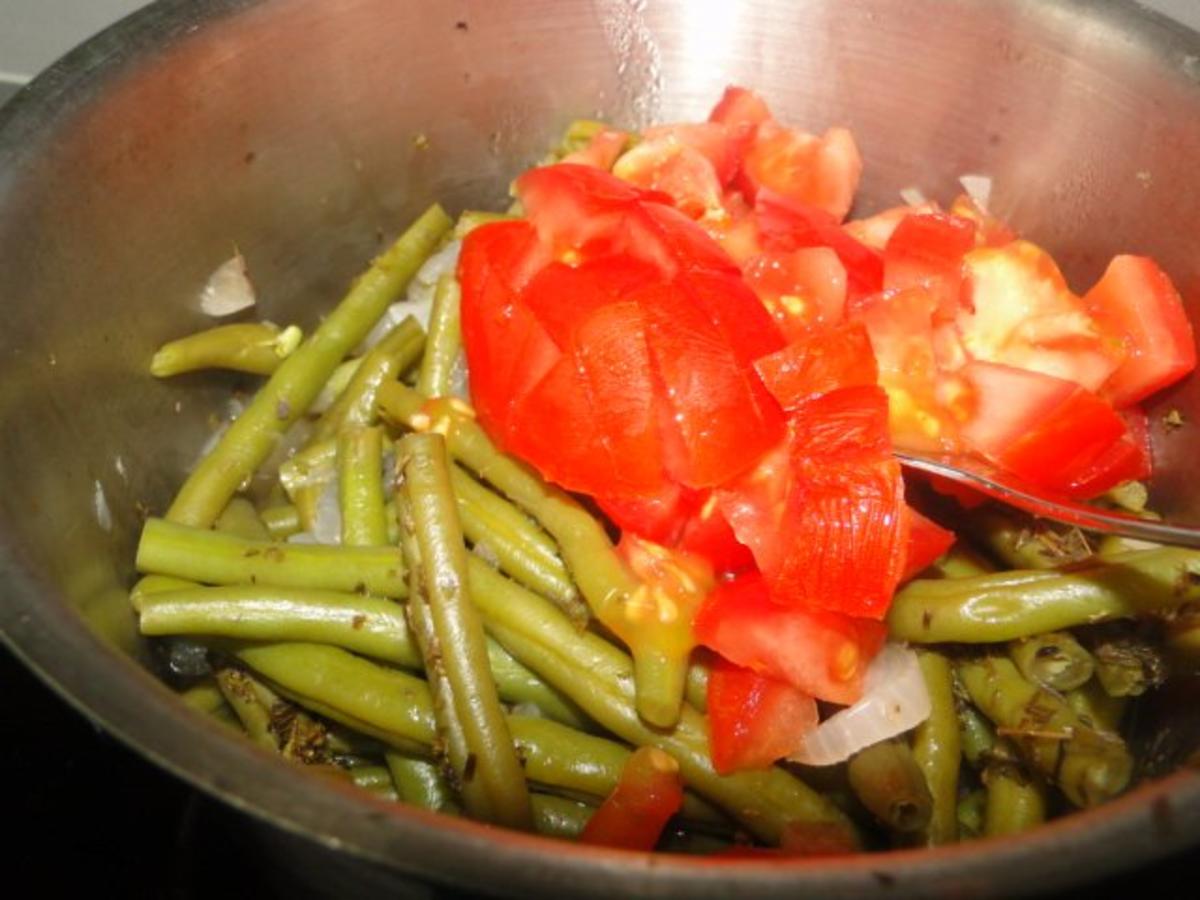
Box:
[694,573,886,705]
[457,85,1197,760]
[707,657,817,773]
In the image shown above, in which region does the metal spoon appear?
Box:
[896,451,1200,548]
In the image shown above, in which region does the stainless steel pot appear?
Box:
[2,0,1200,895]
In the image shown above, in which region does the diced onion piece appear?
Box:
[788,643,931,767]
[899,186,928,207]
[308,480,342,545]
[959,174,993,213]
[198,252,257,316]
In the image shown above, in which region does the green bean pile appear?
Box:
[135,188,1200,854]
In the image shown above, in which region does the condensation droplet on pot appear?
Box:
[93,480,112,531]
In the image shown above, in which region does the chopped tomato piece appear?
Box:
[743,247,847,339]
[901,508,956,581]
[520,254,660,349]
[580,746,684,850]
[772,456,909,618]
[741,123,863,222]
[716,390,909,619]
[959,361,1131,497]
[958,240,1122,392]
[1083,255,1197,407]
[845,202,940,251]
[457,220,559,439]
[755,191,884,300]
[613,136,725,218]
[641,122,744,185]
[636,276,784,488]
[598,489,754,574]
[754,320,879,410]
[516,162,647,259]
[706,657,817,774]
[884,212,976,315]
[857,287,969,451]
[709,85,772,133]
[693,573,887,704]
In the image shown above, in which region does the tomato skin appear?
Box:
[706,657,817,773]
[457,220,560,441]
[740,123,863,222]
[636,275,785,489]
[959,361,1131,497]
[901,508,956,581]
[693,573,887,704]
[754,320,879,410]
[1084,255,1197,408]
[520,254,661,350]
[772,456,910,619]
[580,746,684,851]
[884,212,977,315]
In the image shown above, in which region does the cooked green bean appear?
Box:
[232,641,726,829]
[955,698,998,769]
[956,654,1133,807]
[463,557,857,848]
[385,752,460,814]
[166,204,450,527]
[397,432,532,829]
[1091,632,1167,698]
[982,757,1047,837]
[378,383,691,729]
[888,548,1200,643]
[178,677,230,717]
[312,316,425,444]
[531,793,594,840]
[416,275,462,397]
[929,545,993,579]
[151,322,303,377]
[1065,679,1128,735]
[956,788,986,840]
[453,210,516,240]
[139,583,587,730]
[136,517,405,597]
[486,643,591,731]
[139,585,418,666]
[348,765,400,801]
[847,739,933,834]
[967,506,1093,570]
[912,650,960,845]
[214,497,272,541]
[130,574,195,613]
[338,425,389,547]
[1009,632,1095,692]
[261,504,302,539]
[450,464,583,621]
[214,665,280,752]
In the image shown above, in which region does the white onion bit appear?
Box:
[93,480,112,532]
[198,252,257,316]
[788,643,931,767]
[898,186,928,207]
[959,174,993,213]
